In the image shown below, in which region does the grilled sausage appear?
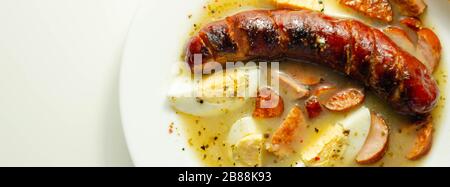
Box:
[185,9,439,116]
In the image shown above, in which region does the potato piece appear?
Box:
[302,106,371,166]
[407,117,433,160]
[416,28,442,73]
[267,106,304,157]
[339,0,393,22]
[391,0,427,17]
[356,112,389,164]
[272,0,324,11]
[305,96,322,119]
[301,124,348,167]
[253,88,284,118]
[324,88,365,112]
[383,26,416,56]
[279,73,309,99]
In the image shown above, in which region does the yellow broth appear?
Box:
[173,0,446,167]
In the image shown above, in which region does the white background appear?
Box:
[0,0,139,166]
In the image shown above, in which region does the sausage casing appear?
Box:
[186,9,439,115]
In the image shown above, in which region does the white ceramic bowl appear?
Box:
[120,0,450,166]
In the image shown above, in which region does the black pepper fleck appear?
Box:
[343,130,350,136]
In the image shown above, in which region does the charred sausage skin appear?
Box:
[186,9,439,116]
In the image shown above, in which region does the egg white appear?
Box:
[301,106,371,166]
[226,116,264,166]
[338,106,371,165]
[168,67,259,117]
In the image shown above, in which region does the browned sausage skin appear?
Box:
[185,9,439,116]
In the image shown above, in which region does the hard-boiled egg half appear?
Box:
[168,67,259,117]
[226,116,264,167]
[301,106,371,166]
